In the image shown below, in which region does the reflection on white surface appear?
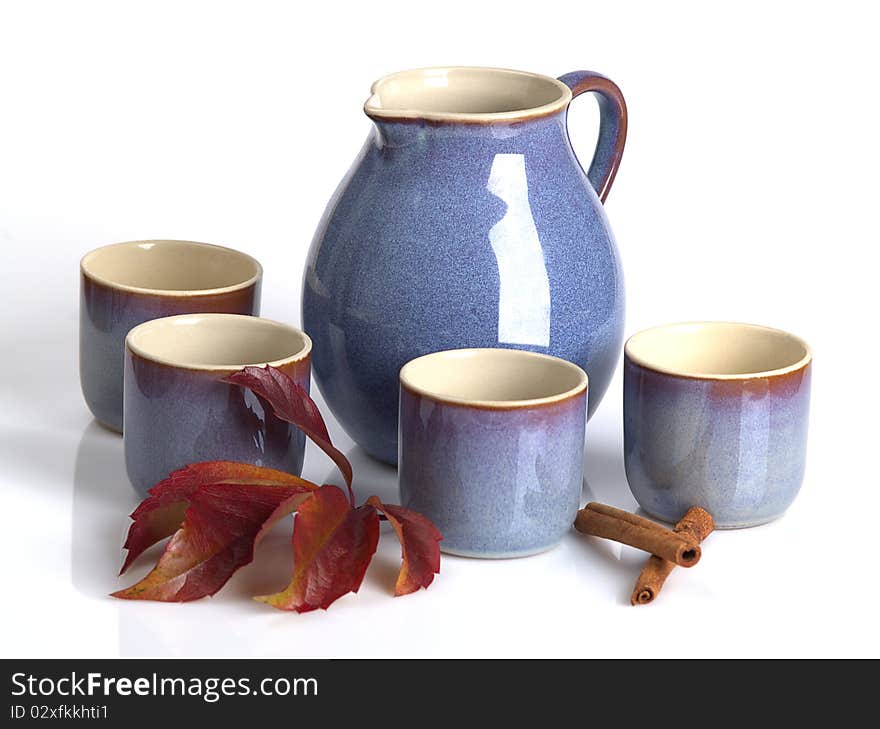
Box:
[486,153,551,347]
[72,422,137,599]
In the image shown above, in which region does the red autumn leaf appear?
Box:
[113,365,443,611]
[366,496,442,596]
[257,485,379,612]
[223,366,355,505]
[113,482,314,602]
[120,461,315,574]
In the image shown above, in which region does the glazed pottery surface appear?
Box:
[303,67,627,463]
[80,240,261,432]
[123,314,310,496]
[398,348,587,557]
[624,322,812,528]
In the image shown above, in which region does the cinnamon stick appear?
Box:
[631,507,715,605]
[574,502,701,567]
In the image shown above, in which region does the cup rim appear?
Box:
[80,240,262,297]
[364,66,572,123]
[125,313,311,372]
[399,348,588,409]
[624,321,812,380]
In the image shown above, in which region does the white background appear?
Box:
[1,1,878,658]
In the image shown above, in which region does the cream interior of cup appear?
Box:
[400,348,587,407]
[126,314,310,370]
[81,240,261,294]
[625,322,811,378]
[365,67,570,118]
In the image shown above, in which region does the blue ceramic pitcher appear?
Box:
[303,67,627,464]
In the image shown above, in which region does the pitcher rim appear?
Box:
[364,66,572,124]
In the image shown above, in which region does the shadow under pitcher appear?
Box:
[302,66,627,464]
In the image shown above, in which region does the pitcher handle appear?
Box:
[558,71,628,204]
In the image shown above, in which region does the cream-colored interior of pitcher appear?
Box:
[126,314,311,370]
[364,67,572,121]
[81,240,261,295]
[625,322,811,378]
[400,348,587,407]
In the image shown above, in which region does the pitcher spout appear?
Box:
[364,67,575,148]
[363,66,572,125]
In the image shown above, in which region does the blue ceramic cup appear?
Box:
[398,349,588,557]
[80,240,262,433]
[624,322,812,528]
[123,314,311,496]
